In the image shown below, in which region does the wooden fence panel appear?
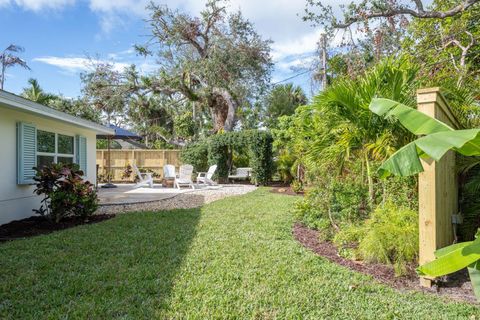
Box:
[417,88,460,287]
[96,149,181,182]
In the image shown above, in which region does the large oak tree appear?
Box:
[138,0,273,133]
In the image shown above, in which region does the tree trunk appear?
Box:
[209,87,237,132]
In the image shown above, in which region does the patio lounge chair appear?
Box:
[132,164,154,188]
[197,164,217,186]
[228,167,252,182]
[175,164,195,189]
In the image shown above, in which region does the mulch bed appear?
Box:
[269,183,304,196]
[293,222,477,304]
[0,214,115,243]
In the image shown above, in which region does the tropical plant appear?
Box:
[369,98,480,178]
[370,96,480,299]
[264,83,307,128]
[21,78,56,104]
[0,44,30,90]
[33,163,98,223]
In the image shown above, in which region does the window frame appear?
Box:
[36,129,76,165]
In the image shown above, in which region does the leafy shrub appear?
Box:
[181,140,209,172]
[330,179,369,222]
[334,202,418,276]
[294,178,368,239]
[33,163,98,223]
[290,179,303,193]
[208,130,273,185]
[276,151,296,183]
[378,175,418,210]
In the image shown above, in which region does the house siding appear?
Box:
[0,105,98,225]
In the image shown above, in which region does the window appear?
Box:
[36,130,75,168]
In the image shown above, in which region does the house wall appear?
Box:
[0,105,97,225]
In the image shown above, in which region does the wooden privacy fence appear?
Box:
[96,149,181,182]
[417,88,459,287]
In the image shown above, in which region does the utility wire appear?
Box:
[271,69,313,86]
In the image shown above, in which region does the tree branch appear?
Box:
[332,0,480,28]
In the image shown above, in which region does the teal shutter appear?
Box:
[76,135,87,173]
[17,122,37,184]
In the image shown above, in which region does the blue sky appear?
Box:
[0,0,344,98]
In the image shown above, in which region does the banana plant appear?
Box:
[369,97,480,300]
[369,98,480,178]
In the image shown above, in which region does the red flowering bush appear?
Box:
[33,163,98,223]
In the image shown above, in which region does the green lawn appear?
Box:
[0,188,478,319]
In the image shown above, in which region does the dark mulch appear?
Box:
[293,222,477,304]
[0,214,115,243]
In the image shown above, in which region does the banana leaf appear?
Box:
[468,261,480,300]
[417,241,480,277]
[370,98,480,177]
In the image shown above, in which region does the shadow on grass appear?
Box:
[0,194,205,318]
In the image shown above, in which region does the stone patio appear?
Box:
[96,183,257,214]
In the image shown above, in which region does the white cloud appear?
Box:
[32,56,129,73]
[0,0,74,11]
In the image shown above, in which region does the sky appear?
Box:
[0,0,346,98]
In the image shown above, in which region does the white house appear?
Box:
[0,90,114,225]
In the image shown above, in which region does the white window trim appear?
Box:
[36,130,76,164]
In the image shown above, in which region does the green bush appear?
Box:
[294,178,368,239]
[33,163,98,223]
[208,130,273,185]
[334,202,418,276]
[180,140,209,172]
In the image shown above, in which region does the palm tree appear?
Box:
[0,44,30,90]
[306,58,418,202]
[21,78,56,104]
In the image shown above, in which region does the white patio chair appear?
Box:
[174,164,195,189]
[163,164,176,179]
[132,163,154,188]
[197,164,217,186]
[228,167,252,182]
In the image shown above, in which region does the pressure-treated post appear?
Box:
[417,87,460,287]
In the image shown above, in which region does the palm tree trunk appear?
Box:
[364,153,374,203]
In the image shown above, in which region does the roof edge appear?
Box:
[0,90,114,135]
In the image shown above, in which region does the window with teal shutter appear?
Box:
[76,135,87,174]
[17,122,37,184]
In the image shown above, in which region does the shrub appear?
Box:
[180,140,209,172]
[290,179,303,193]
[334,202,418,276]
[294,178,368,239]
[208,130,273,185]
[33,163,98,223]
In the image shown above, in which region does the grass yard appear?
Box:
[1,188,479,319]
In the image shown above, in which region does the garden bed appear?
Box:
[293,223,477,304]
[0,214,115,242]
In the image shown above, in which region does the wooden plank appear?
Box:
[417,88,458,287]
[95,149,181,182]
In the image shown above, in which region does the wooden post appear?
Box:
[417,88,460,287]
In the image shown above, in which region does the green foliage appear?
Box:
[294,177,369,239]
[370,97,480,178]
[174,111,196,140]
[180,140,209,172]
[32,163,98,223]
[334,202,419,276]
[358,202,418,275]
[208,130,273,185]
[264,83,307,128]
[290,179,304,193]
